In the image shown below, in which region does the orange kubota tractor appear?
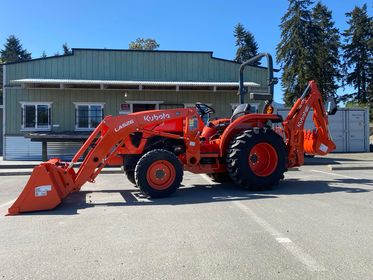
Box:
[8,53,337,215]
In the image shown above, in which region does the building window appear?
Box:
[21,102,52,130]
[74,103,104,130]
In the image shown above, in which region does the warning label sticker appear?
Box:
[35,185,52,197]
[319,144,328,153]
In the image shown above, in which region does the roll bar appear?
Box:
[238,53,278,104]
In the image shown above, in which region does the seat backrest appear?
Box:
[230,104,251,122]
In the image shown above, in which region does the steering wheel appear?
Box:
[195,103,215,115]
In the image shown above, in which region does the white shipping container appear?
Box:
[277,108,370,153]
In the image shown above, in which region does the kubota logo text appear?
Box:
[114,119,134,132]
[144,113,171,122]
[297,105,310,128]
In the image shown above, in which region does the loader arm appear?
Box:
[8,108,200,215]
[69,110,187,189]
[282,80,336,168]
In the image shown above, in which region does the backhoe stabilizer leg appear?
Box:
[7,160,76,215]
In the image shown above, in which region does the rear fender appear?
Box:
[219,114,282,157]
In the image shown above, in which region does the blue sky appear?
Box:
[0,0,371,103]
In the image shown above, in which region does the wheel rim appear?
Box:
[146,160,176,190]
[248,143,278,177]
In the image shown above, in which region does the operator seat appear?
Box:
[230,103,251,122]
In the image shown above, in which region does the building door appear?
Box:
[347,110,367,152]
[132,104,156,112]
[159,104,184,110]
[328,110,346,152]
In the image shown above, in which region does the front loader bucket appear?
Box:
[7,159,76,215]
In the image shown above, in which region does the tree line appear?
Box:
[1,1,372,109]
[235,1,372,108]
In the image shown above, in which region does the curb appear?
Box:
[0,171,32,176]
[0,163,86,170]
[328,164,373,171]
[288,167,299,171]
[304,161,337,166]
[0,164,120,170]
[0,165,40,169]
[0,168,123,176]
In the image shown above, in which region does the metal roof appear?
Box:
[2,48,278,72]
[10,78,260,88]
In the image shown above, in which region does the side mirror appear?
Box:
[325,96,337,116]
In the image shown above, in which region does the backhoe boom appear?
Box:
[283,80,336,167]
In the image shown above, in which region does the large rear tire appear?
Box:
[135,149,183,198]
[207,172,232,183]
[226,128,287,191]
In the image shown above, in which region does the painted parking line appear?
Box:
[85,191,152,205]
[132,192,152,203]
[0,199,15,209]
[0,199,16,217]
[311,169,359,180]
[86,192,126,204]
[200,174,326,272]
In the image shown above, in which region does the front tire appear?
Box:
[135,149,183,198]
[226,128,287,191]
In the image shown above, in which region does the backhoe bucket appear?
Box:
[7,159,76,215]
[304,129,336,156]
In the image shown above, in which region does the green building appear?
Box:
[2,48,271,160]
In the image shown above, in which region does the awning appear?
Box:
[10,78,261,92]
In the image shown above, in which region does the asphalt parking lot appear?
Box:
[0,160,373,280]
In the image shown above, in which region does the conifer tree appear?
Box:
[234,23,259,64]
[62,43,72,55]
[0,58,2,105]
[276,0,314,106]
[310,2,341,100]
[0,35,31,103]
[341,4,373,104]
[369,25,373,103]
[0,35,31,63]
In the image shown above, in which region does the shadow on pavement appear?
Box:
[304,157,364,165]
[267,178,372,195]
[21,176,372,216]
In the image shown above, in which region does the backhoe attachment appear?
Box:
[283,80,336,167]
